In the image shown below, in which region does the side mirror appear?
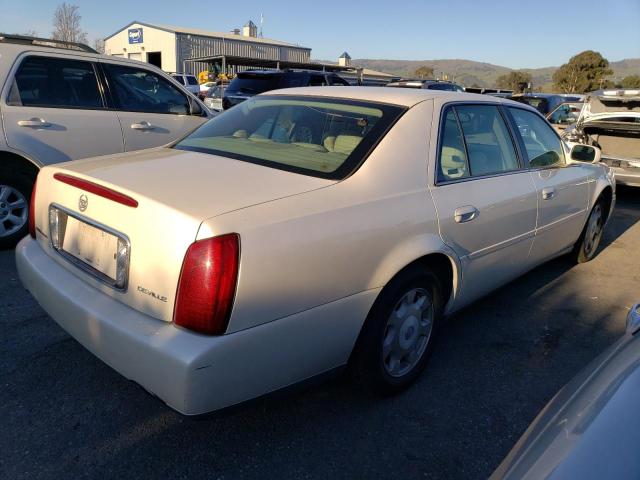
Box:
[569,144,601,163]
[626,303,640,335]
[189,96,204,116]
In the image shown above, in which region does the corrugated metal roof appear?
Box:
[105,21,309,49]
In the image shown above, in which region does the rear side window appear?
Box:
[104,64,189,114]
[438,105,520,182]
[456,105,519,176]
[438,109,469,182]
[8,56,103,109]
[175,95,406,179]
[509,107,565,168]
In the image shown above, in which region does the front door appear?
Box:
[507,107,590,262]
[429,104,538,307]
[101,62,205,151]
[2,54,123,165]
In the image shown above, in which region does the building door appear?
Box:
[147,52,162,69]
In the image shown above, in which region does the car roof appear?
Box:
[0,42,164,69]
[263,86,531,108]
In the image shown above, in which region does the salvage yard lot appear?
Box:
[1,187,638,480]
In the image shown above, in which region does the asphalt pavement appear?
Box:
[1,187,639,480]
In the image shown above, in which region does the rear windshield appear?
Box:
[227,74,283,94]
[175,95,406,179]
[514,97,549,113]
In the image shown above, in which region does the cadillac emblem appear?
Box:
[79,194,88,212]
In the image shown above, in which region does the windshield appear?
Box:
[175,95,406,179]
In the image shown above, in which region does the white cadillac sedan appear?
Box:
[16,88,615,415]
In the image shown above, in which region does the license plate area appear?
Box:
[49,204,130,290]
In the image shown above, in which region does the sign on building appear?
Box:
[128,28,143,44]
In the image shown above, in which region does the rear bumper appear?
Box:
[15,237,374,414]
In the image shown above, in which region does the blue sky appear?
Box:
[2,0,639,68]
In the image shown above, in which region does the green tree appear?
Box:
[496,71,532,93]
[414,65,434,79]
[620,75,640,88]
[552,50,613,93]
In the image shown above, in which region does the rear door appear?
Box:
[429,103,538,306]
[1,53,124,165]
[507,106,590,262]
[101,62,206,151]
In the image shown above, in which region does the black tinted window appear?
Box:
[328,75,350,86]
[9,56,102,109]
[186,76,199,85]
[228,74,282,93]
[105,64,189,114]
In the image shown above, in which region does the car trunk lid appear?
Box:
[34,147,334,323]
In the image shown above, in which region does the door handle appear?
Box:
[131,121,155,131]
[18,118,51,128]
[454,205,479,224]
[542,187,556,200]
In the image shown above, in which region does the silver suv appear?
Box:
[0,34,211,247]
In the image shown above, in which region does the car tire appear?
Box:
[0,166,35,249]
[352,266,443,396]
[571,199,606,264]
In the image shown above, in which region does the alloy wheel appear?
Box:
[584,204,604,258]
[0,184,28,238]
[382,288,434,378]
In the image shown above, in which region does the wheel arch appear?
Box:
[0,150,41,177]
[368,234,461,315]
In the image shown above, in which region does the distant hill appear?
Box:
[317,58,640,90]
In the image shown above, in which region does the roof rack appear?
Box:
[0,33,98,53]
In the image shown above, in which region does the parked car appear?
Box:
[170,73,201,96]
[492,303,640,480]
[510,93,584,116]
[387,79,465,92]
[546,101,584,134]
[562,89,640,187]
[0,34,211,248]
[16,88,614,415]
[203,84,225,112]
[197,81,216,100]
[222,69,350,109]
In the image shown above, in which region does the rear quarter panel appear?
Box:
[199,100,459,334]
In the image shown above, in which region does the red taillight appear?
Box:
[53,173,138,208]
[173,234,240,335]
[28,176,38,238]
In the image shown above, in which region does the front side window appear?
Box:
[437,105,520,181]
[175,95,405,179]
[8,56,102,109]
[186,76,199,86]
[105,64,189,114]
[509,107,565,168]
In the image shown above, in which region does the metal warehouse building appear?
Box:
[104,21,311,75]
